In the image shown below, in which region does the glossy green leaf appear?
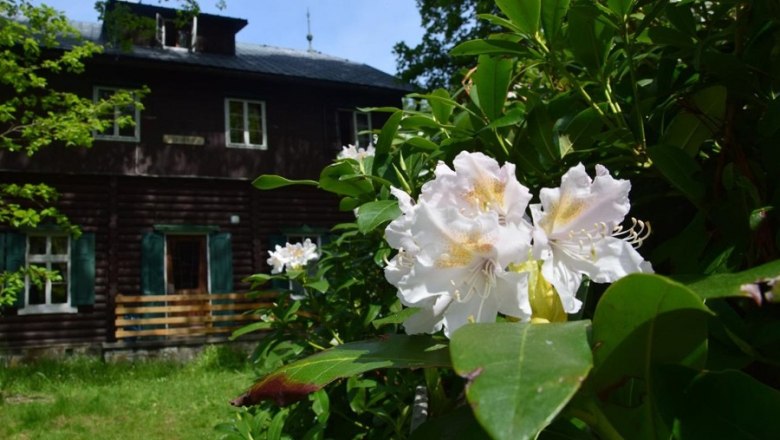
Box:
[428,88,455,124]
[451,38,528,57]
[541,0,570,43]
[405,136,439,152]
[567,4,614,72]
[562,107,603,151]
[410,406,491,440]
[527,105,558,164]
[252,174,318,190]
[473,55,513,122]
[655,367,780,440]
[231,334,450,407]
[319,162,373,198]
[356,200,401,234]
[590,274,711,440]
[662,85,726,156]
[371,307,421,329]
[606,0,635,19]
[230,321,273,340]
[304,279,329,294]
[648,144,705,205]
[374,110,402,157]
[680,259,780,300]
[450,322,592,440]
[496,0,540,36]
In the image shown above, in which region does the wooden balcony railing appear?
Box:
[114,292,275,340]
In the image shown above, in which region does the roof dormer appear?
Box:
[101,0,247,55]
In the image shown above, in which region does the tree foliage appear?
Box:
[393,0,499,90]
[0,0,141,308]
[228,0,780,438]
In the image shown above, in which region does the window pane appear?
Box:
[29,236,46,255]
[229,129,244,144]
[248,129,263,145]
[228,101,244,130]
[51,262,68,304]
[51,236,68,255]
[51,282,67,304]
[28,263,46,305]
[355,112,371,147]
[117,104,136,137]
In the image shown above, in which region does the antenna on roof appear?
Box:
[306,8,314,52]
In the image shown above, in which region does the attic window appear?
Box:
[156,13,198,50]
[337,110,372,148]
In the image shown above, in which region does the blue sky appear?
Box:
[32,1,424,75]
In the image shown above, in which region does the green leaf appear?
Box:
[372,307,421,329]
[655,367,780,440]
[495,0,541,36]
[230,321,273,340]
[405,136,440,152]
[428,88,455,124]
[473,55,514,122]
[410,406,491,440]
[451,38,528,57]
[356,200,401,234]
[319,162,373,198]
[231,335,451,407]
[450,322,593,440]
[527,105,558,164]
[606,0,635,19]
[562,107,603,151]
[590,274,711,440]
[541,0,571,44]
[648,144,705,205]
[304,279,329,294]
[662,85,726,156]
[679,259,780,300]
[486,105,525,129]
[252,175,318,190]
[567,4,615,73]
[374,110,402,157]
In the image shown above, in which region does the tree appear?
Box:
[0,0,140,308]
[393,0,499,90]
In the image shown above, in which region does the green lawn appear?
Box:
[0,345,255,440]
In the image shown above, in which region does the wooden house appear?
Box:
[0,1,408,351]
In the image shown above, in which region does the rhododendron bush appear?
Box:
[220,1,780,439]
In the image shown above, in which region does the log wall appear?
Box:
[0,172,345,348]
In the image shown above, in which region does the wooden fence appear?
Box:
[114,292,275,340]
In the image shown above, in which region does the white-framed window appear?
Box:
[93,86,141,142]
[337,110,372,147]
[156,13,198,51]
[18,234,77,315]
[225,98,268,149]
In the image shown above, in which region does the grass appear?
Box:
[0,345,255,440]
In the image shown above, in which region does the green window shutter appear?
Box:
[269,234,286,290]
[70,232,96,306]
[208,231,233,293]
[141,231,165,295]
[0,233,6,270]
[6,232,26,308]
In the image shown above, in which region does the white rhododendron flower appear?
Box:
[266,239,319,274]
[383,153,652,337]
[394,203,531,337]
[421,151,532,228]
[384,151,534,337]
[337,144,375,161]
[530,163,653,313]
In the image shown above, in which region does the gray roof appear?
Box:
[70,21,412,92]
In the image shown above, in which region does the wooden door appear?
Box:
[166,235,208,326]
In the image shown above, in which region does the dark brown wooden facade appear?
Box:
[0,2,406,349]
